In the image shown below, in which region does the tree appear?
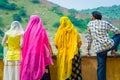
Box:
[53,22,60,28]
[51,6,63,16]
[0,44,3,55]
[0,17,4,26]
[19,8,27,17]
[0,0,7,8]
[13,14,22,22]
[7,3,17,10]
[1,0,8,3]
[0,29,4,37]
[85,18,91,23]
[68,16,81,27]
[68,9,78,17]
[31,0,40,3]
[0,0,17,10]
[80,5,120,20]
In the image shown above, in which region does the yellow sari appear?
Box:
[55,16,81,80]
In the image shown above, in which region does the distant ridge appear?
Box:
[41,0,120,27]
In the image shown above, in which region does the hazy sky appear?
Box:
[47,0,120,10]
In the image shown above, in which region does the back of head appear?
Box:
[10,21,22,31]
[60,16,69,24]
[22,15,50,59]
[55,16,78,49]
[6,21,24,36]
[60,16,73,29]
[25,15,43,32]
[92,11,102,20]
[29,15,40,23]
[24,15,45,46]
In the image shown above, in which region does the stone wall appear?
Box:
[0,59,3,79]
[0,56,120,80]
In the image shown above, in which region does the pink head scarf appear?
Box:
[20,15,53,80]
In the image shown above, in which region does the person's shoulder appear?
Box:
[88,21,92,25]
[87,21,94,26]
[5,30,10,36]
[101,20,109,24]
[88,20,98,24]
[88,21,93,24]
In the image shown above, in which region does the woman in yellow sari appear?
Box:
[54,16,82,80]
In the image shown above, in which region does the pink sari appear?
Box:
[20,15,53,80]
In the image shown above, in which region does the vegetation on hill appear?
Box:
[1,0,90,54]
[0,0,17,10]
[0,0,119,55]
[0,0,90,34]
[80,5,120,20]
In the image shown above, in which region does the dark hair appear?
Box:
[92,11,102,20]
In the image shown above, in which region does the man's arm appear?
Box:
[87,28,93,53]
[107,22,120,34]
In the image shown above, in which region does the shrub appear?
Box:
[7,3,17,10]
[51,6,63,16]
[0,0,17,10]
[0,17,4,26]
[13,14,22,22]
[19,8,27,17]
[0,44,3,55]
[31,0,40,3]
[53,22,60,28]
[0,53,3,59]
[0,29,4,37]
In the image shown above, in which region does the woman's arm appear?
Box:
[48,42,53,56]
[20,34,24,47]
[77,33,82,48]
[1,34,7,47]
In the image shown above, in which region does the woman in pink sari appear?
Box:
[20,15,53,80]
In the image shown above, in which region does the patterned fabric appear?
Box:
[67,51,82,80]
[87,20,120,53]
[6,35,21,60]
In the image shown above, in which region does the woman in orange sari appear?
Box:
[54,16,82,80]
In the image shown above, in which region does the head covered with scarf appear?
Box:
[55,16,81,80]
[20,15,53,80]
[6,21,24,37]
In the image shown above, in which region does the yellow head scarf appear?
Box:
[55,16,81,80]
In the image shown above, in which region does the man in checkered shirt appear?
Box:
[86,11,120,80]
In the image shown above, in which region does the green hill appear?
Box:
[0,0,62,38]
[0,0,120,55]
[80,5,120,20]
[0,0,89,55]
[0,0,91,37]
[0,0,62,55]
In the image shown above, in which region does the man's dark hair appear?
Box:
[92,11,102,20]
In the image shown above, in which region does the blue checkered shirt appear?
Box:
[87,20,120,53]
